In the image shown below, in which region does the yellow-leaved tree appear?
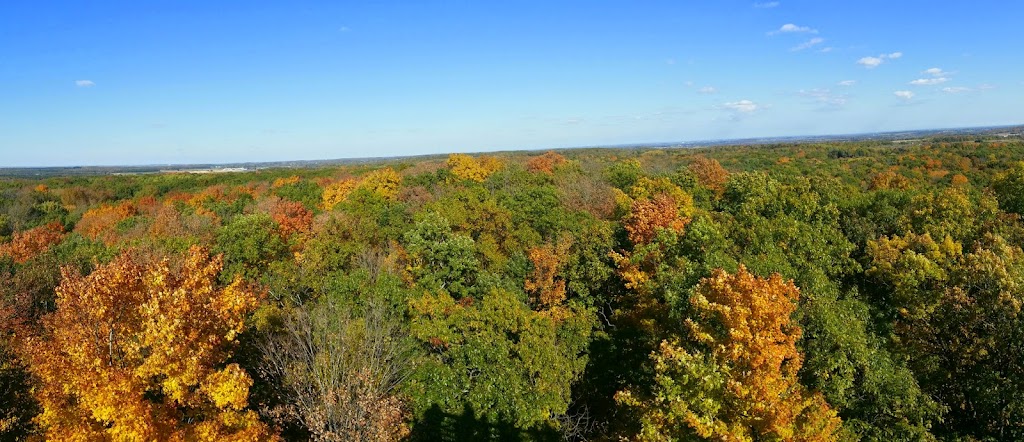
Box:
[21,246,277,441]
[321,179,358,210]
[357,168,403,200]
[617,266,841,442]
[447,153,503,182]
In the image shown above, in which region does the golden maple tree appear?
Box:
[447,153,503,182]
[357,168,403,200]
[321,179,358,210]
[21,246,276,441]
[618,266,841,441]
[271,175,301,189]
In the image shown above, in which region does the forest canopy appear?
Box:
[2,136,1024,441]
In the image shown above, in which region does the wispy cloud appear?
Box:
[923,67,948,77]
[857,52,902,68]
[942,86,972,93]
[768,23,817,35]
[75,80,95,87]
[338,26,351,32]
[798,88,848,109]
[894,90,915,100]
[837,80,857,86]
[720,100,761,113]
[698,86,718,94]
[910,77,949,86]
[791,37,824,51]
[754,1,780,8]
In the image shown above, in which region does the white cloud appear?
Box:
[923,67,948,77]
[894,90,914,100]
[721,100,760,113]
[698,86,718,94]
[837,80,857,86]
[857,56,884,68]
[769,23,817,35]
[818,46,834,53]
[910,77,949,85]
[857,51,902,68]
[942,86,972,93]
[74,80,95,87]
[754,1,780,8]
[791,37,824,51]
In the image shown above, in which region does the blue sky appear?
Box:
[1,0,1021,166]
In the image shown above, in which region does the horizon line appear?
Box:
[2,123,1021,171]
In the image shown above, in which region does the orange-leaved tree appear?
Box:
[623,194,691,245]
[526,151,568,174]
[271,200,313,240]
[688,156,729,195]
[0,222,65,264]
[21,246,277,441]
[524,237,573,310]
[617,266,841,441]
[74,201,137,245]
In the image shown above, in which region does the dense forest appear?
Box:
[2,136,1024,441]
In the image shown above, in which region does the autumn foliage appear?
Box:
[447,153,503,182]
[20,247,275,441]
[869,170,912,190]
[271,200,313,239]
[321,179,358,210]
[74,201,137,244]
[526,151,568,174]
[0,222,65,264]
[623,194,690,244]
[272,176,301,189]
[689,156,729,194]
[357,168,402,200]
[524,238,572,308]
[3,135,1024,441]
[618,266,841,441]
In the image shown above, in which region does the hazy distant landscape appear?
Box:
[4,125,1020,177]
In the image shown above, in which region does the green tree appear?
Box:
[403,213,480,298]
[215,214,288,282]
[992,161,1024,216]
[406,287,594,433]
